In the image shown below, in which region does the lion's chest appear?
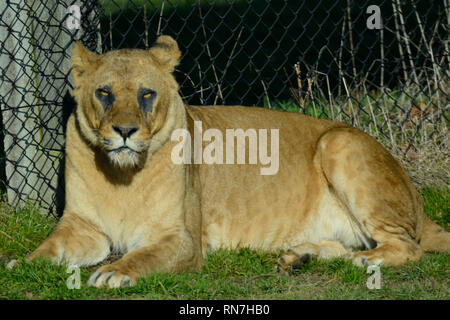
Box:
[94,191,153,253]
[99,180,185,254]
[70,150,187,255]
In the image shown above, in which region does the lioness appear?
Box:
[28,36,449,288]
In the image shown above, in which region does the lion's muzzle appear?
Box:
[101,125,148,168]
[112,125,139,140]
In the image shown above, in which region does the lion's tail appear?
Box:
[419,215,450,253]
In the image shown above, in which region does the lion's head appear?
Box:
[71,35,183,168]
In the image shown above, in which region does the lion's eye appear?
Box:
[138,88,156,113]
[95,87,114,111]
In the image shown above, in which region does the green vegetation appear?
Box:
[0,188,448,300]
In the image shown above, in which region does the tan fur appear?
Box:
[27,36,450,288]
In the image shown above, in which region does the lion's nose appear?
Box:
[112,125,138,139]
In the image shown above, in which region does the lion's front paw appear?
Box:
[87,264,135,288]
[277,251,312,272]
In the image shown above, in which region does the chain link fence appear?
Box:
[0,0,449,215]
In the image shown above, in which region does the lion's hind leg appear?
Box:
[277,240,349,271]
[317,127,424,267]
[351,238,422,267]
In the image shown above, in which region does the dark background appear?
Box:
[98,0,447,106]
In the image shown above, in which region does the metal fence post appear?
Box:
[0,0,100,213]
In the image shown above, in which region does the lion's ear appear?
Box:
[71,42,100,84]
[149,35,181,72]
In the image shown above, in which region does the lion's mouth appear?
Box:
[105,145,143,168]
[108,146,140,154]
[101,137,146,168]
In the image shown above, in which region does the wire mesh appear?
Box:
[0,0,448,214]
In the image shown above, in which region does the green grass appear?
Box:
[0,189,449,300]
[421,188,450,229]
